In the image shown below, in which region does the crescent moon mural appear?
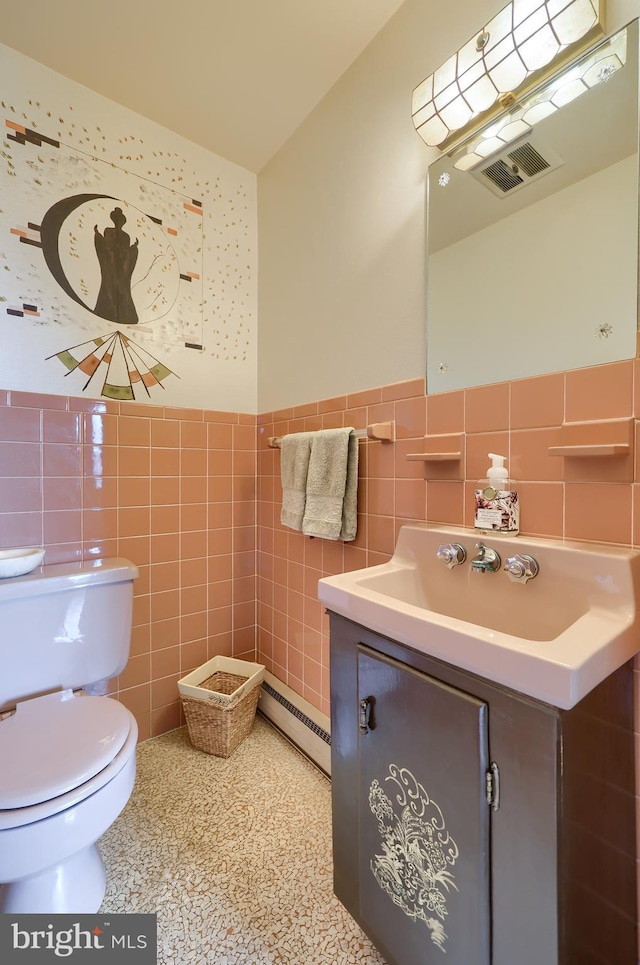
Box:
[36,191,189,399]
[40,193,106,313]
[3,119,221,404]
[40,194,180,326]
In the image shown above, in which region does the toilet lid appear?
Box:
[0,690,132,809]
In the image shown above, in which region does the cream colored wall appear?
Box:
[257,0,640,412]
[0,44,258,414]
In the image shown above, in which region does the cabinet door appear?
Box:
[357,646,491,965]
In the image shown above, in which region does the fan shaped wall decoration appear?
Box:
[47,330,177,401]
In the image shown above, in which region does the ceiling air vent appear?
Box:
[509,141,550,177]
[471,137,565,198]
[481,158,525,193]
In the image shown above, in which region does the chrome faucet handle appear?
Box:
[504,554,539,583]
[470,542,501,573]
[436,543,467,569]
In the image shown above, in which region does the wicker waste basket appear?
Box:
[178,657,265,758]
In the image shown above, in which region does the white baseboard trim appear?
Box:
[257,671,331,776]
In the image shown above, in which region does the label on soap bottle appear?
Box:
[474,488,519,532]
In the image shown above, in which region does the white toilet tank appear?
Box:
[0,558,138,712]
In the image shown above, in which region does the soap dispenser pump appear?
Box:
[474,452,519,534]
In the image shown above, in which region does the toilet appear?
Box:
[0,557,139,914]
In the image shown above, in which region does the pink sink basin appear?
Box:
[317,523,640,709]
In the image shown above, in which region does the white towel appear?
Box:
[302,428,358,541]
[280,431,313,531]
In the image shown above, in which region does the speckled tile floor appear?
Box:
[99,716,387,964]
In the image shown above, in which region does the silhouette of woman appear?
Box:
[94,206,139,324]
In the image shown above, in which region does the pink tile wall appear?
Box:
[257,359,640,955]
[2,363,640,940]
[0,390,257,741]
[258,360,640,713]
[257,378,428,716]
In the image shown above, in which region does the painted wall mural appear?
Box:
[0,44,257,411]
[368,764,459,954]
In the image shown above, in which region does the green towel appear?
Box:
[302,428,358,541]
[280,431,314,531]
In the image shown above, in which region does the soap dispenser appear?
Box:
[474,452,519,534]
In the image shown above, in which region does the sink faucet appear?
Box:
[470,542,501,573]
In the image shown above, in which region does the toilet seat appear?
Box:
[0,690,132,811]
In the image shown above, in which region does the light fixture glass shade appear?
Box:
[434,60,457,96]
[440,99,474,130]
[412,0,603,149]
[519,26,561,68]
[489,51,529,90]
[514,0,546,25]
[418,114,450,147]
[553,0,600,42]
[466,75,502,113]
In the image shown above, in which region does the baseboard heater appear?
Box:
[257,671,331,776]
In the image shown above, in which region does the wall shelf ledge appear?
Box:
[546,418,634,482]
[408,432,464,479]
[406,452,462,461]
[548,443,630,458]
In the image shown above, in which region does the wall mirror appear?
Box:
[426,19,639,394]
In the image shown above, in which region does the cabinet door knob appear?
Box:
[359,697,372,734]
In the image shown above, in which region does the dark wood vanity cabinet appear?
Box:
[329,613,637,965]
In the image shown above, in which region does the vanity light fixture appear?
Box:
[412,0,605,151]
[452,24,626,171]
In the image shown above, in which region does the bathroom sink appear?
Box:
[317,524,640,709]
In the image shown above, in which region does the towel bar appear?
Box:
[267,421,395,449]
